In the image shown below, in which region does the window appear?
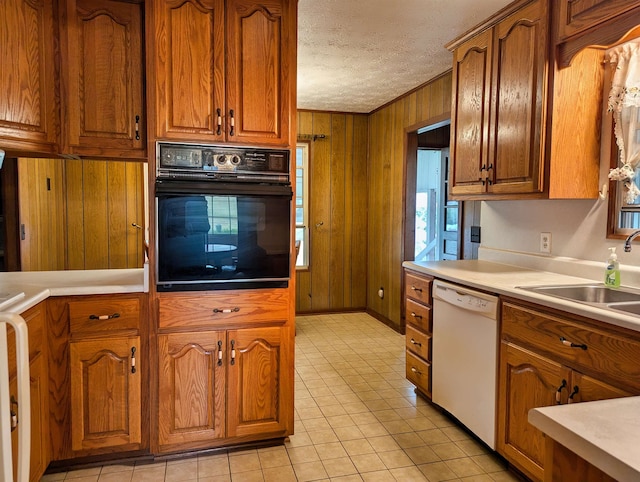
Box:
[295,143,309,268]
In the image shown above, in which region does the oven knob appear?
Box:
[230,155,241,166]
[214,155,226,167]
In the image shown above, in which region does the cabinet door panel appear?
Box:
[70,336,141,451]
[449,29,492,196]
[10,354,48,482]
[63,0,145,157]
[226,0,291,145]
[227,326,291,437]
[557,0,639,41]
[153,0,225,139]
[157,331,226,450]
[497,342,571,482]
[570,372,634,403]
[0,0,58,153]
[488,0,546,195]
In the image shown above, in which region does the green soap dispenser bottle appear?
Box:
[605,247,620,288]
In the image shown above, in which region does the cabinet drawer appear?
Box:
[406,324,431,361]
[406,350,431,396]
[158,288,289,329]
[502,301,640,391]
[404,271,432,304]
[69,296,141,334]
[405,298,432,333]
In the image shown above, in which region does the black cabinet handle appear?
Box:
[216,108,222,135]
[89,313,120,321]
[560,337,587,350]
[212,307,240,314]
[230,340,236,365]
[568,385,579,403]
[135,115,140,141]
[229,109,235,136]
[130,347,137,374]
[410,286,422,293]
[217,340,223,367]
[555,379,567,404]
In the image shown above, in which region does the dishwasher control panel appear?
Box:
[432,280,499,319]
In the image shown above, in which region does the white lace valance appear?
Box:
[607,41,640,203]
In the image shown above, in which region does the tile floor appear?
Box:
[41,312,522,482]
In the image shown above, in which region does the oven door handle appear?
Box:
[155,180,293,198]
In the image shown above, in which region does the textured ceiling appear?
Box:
[297,0,514,113]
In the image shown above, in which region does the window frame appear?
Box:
[295,142,310,269]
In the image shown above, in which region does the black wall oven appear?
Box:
[155,142,292,291]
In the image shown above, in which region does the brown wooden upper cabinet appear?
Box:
[555,0,640,68]
[60,0,146,159]
[150,0,296,147]
[0,0,59,155]
[447,0,603,201]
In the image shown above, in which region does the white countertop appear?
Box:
[0,268,146,314]
[529,397,640,482]
[403,259,640,333]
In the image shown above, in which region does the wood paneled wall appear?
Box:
[367,72,452,330]
[17,158,145,271]
[66,160,145,270]
[295,111,369,312]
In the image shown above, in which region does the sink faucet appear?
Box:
[624,229,640,252]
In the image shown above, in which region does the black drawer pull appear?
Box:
[559,337,587,350]
[212,307,240,314]
[409,338,422,347]
[410,366,422,375]
[410,312,422,319]
[410,286,422,292]
[89,313,120,320]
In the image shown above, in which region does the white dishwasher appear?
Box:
[431,279,499,449]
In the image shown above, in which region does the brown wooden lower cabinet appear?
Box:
[498,300,640,482]
[157,325,292,453]
[69,336,142,452]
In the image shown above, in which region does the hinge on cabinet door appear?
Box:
[20,224,25,240]
[46,177,51,191]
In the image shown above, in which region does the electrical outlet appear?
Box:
[540,232,551,253]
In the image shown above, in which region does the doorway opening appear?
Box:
[405,119,478,262]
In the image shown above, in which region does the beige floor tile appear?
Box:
[368,435,401,453]
[257,447,291,468]
[262,465,297,482]
[62,477,99,482]
[64,467,102,479]
[130,465,167,482]
[40,473,66,482]
[350,453,387,473]
[341,401,370,414]
[198,454,231,477]
[333,425,366,441]
[98,472,133,482]
[456,439,490,457]
[488,471,522,481]
[302,417,331,431]
[292,461,328,482]
[322,456,358,477]
[445,457,485,478]
[307,428,339,444]
[99,463,135,475]
[460,475,494,481]
[380,419,413,434]
[229,469,264,482]
[314,395,340,407]
[392,432,428,449]
[286,445,320,464]
[431,442,468,460]
[407,416,438,431]
[350,412,380,426]
[320,404,349,417]
[327,414,355,428]
[197,476,231,482]
[360,469,397,481]
[358,422,390,438]
[229,452,261,474]
[418,428,452,445]
[389,465,429,481]
[373,409,403,422]
[164,459,198,480]
[315,441,349,460]
[418,460,459,481]
[297,406,325,419]
[470,455,507,474]
[377,449,414,469]
[342,439,375,456]
[404,445,441,465]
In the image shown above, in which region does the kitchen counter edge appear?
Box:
[403,260,640,333]
[0,268,146,314]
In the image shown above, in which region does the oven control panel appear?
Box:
[156,142,290,181]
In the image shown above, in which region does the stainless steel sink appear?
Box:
[607,302,640,316]
[522,284,640,304]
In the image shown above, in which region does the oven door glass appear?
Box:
[156,182,291,290]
